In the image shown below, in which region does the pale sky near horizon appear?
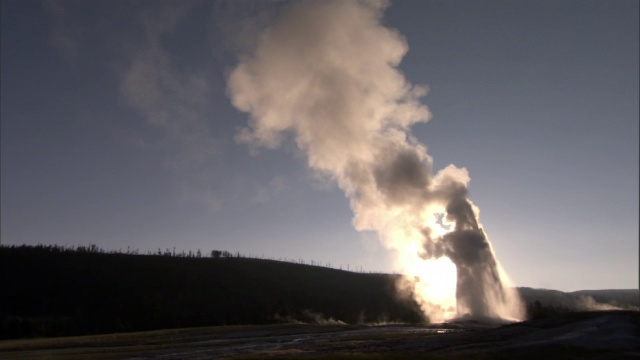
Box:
[1,0,638,292]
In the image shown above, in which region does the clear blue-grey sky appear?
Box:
[2,0,638,291]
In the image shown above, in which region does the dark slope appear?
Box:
[3,246,636,339]
[1,246,424,338]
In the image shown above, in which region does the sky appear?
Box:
[1,0,638,292]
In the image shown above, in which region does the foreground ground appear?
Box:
[1,311,639,359]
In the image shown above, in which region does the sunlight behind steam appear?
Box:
[227,0,524,323]
[405,256,458,322]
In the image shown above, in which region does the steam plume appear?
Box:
[227,0,523,322]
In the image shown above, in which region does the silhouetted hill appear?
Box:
[2,245,636,339]
[0,245,424,339]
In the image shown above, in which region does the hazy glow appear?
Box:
[403,256,458,322]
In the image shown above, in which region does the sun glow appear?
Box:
[393,210,459,323]
[407,257,458,322]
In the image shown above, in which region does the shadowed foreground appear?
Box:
[1,311,638,359]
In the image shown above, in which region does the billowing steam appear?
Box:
[227,0,524,322]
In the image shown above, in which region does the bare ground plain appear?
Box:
[1,311,639,360]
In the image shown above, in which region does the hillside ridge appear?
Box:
[1,245,637,339]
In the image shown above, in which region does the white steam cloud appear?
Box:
[227,0,524,322]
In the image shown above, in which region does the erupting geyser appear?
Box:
[227,0,524,322]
